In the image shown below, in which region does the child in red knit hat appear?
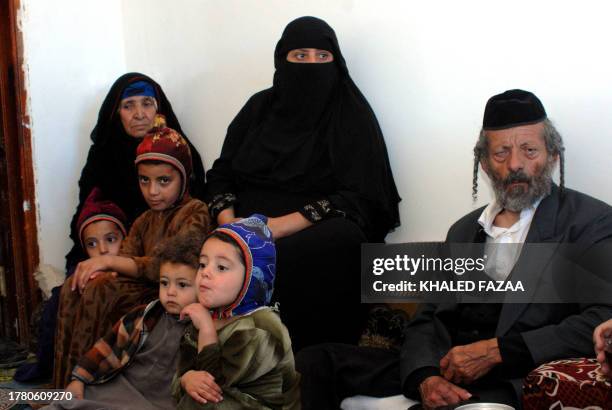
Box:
[70,118,210,289]
[18,188,129,386]
[76,187,128,258]
[54,188,138,390]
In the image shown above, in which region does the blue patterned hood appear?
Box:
[211,214,276,318]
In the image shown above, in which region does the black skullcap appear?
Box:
[483,89,547,130]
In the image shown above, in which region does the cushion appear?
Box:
[523,358,611,409]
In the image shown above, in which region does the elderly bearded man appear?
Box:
[296,89,612,409]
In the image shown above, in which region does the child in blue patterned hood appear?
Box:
[174,214,301,409]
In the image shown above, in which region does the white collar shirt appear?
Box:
[477,198,542,280]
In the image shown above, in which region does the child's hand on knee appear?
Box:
[66,379,85,400]
[181,370,223,404]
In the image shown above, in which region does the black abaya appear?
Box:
[206,17,401,350]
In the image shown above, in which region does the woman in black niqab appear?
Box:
[206,17,401,351]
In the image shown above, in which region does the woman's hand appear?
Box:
[65,379,85,400]
[594,319,612,375]
[219,209,313,238]
[217,208,239,226]
[71,256,110,292]
[266,217,282,238]
[181,370,223,404]
[267,212,312,240]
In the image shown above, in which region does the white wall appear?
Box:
[20,0,126,270]
[22,0,612,271]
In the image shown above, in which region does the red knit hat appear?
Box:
[77,188,128,248]
[134,115,192,198]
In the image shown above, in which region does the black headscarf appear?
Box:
[65,72,206,270]
[210,17,400,240]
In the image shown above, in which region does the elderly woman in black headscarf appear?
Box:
[206,17,401,351]
[15,73,206,382]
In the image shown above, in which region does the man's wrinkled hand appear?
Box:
[419,375,472,409]
[440,338,502,384]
